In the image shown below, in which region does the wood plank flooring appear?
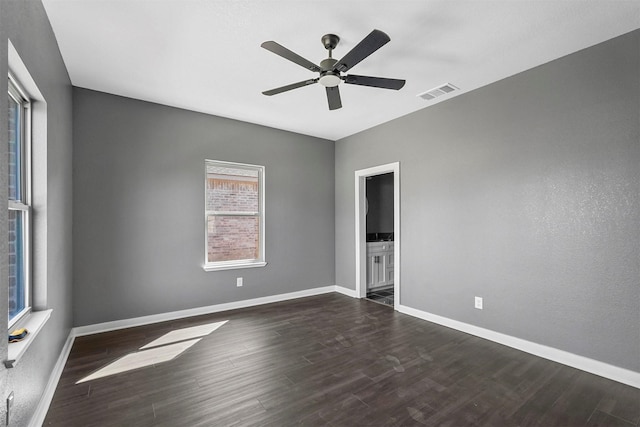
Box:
[366,287,394,306]
[44,293,640,426]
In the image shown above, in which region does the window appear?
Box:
[8,75,31,326]
[204,160,266,271]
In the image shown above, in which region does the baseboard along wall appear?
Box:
[397,304,640,390]
[73,286,336,337]
[30,286,639,426]
[29,333,75,427]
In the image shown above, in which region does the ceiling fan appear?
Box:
[261,29,406,110]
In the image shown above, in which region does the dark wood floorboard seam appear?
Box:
[44,293,640,426]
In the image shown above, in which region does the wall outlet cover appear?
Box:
[475,297,483,310]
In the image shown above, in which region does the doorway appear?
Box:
[355,162,400,309]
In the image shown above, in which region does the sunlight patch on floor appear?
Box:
[140,320,228,350]
[76,320,229,384]
[76,339,200,384]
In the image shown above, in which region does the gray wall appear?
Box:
[73,88,334,326]
[336,30,640,371]
[0,0,74,425]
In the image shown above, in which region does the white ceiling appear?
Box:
[42,0,639,141]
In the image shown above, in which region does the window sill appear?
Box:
[203,261,267,272]
[5,309,52,368]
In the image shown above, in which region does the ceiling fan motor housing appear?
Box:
[319,57,341,87]
[261,29,404,110]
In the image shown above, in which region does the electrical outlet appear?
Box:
[475,296,483,310]
[6,392,14,426]
[236,277,243,287]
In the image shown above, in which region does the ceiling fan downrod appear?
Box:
[319,34,341,87]
[260,29,405,110]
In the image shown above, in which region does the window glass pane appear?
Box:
[8,94,22,201]
[207,215,259,263]
[206,166,259,212]
[8,210,25,321]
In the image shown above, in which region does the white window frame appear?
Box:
[203,160,266,272]
[7,73,32,328]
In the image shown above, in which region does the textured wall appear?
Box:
[0,0,74,425]
[73,88,335,326]
[335,30,640,371]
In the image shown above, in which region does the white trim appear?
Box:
[28,331,75,427]
[354,162,401,308]
[8,41,45,101]
[202,261,267,272]
[29,287,334,424]
[7,72,34,329]
[334,285,358,298]
[73,286,335,336]
[7,200,30,211]
[27,291,640,424]
[204,159,266,271]
[355,175,366,298]
[397,304,640,389]
[5,309,52,368]
[8,38,49,316]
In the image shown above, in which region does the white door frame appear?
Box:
[355,162,400,309]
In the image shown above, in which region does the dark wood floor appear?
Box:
[45,293,639,426]
[366,287,394,306]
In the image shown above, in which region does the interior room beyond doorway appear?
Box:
[365,172,394,306]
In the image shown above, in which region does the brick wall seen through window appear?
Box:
[205,161,264,268]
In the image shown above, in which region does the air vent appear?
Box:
[417,83,458,101]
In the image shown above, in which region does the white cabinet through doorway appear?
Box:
[366,242,394,290]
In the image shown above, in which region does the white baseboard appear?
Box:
[29,331,76,427]
[73,285,336,336]
[29,286,337,425]
[397,304,640,389]
[28,289,639,426]
[334,285,358,298]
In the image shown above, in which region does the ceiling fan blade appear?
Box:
[262,78,319,96]
[343,75,405,90]
[333,29,391,73]
[261,41,322,73]
[326,86,342,110]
